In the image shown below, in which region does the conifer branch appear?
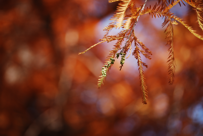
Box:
[196,9,203,31]
[140,8,203,41]
[163,0,181,12]
[134,45,148,104]
[113,0,132,28]
[172,15,203,40]
[184,0,203,31]
[165,20,175,84]
[79,0,203,104]
[121,0,148,53]
[109,0,120,3]
[98,32,126,88]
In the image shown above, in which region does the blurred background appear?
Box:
[0,0,203,136]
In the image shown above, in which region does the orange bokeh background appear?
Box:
[0,0,203,136]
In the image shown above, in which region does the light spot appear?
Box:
[5,66,22,84]
[191,104,203,124]
[65,30,79,46]
[18,47,33,66]
[97,97,115,115]
[153,93,169,118]
[175,59,182,73]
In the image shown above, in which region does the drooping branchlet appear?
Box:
[79,0,203,104]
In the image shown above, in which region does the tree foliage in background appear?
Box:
[1,0,203,136]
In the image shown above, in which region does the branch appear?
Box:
[78,41,106,55]
[121,0,148,53]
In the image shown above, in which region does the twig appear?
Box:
[121,0,148,54]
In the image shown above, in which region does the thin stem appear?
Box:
[121,0,148,53]
[164,0,181,12]
[78,41,105,55]
[130,0,181,18]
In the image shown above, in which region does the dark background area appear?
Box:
[0,0,203,136]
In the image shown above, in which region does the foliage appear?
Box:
[2,0,203,135]
[79,0,203,104]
